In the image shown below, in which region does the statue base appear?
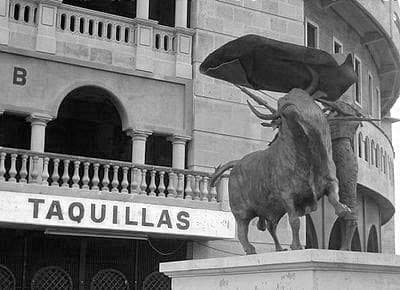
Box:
[160,249,400,290]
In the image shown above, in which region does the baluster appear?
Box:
[140,169,147,195]
[92,163,100,190]
[167,172,176,198]
[193,175,201,200]
[82,162,90,189]
[30,156,40,184]
[209,186,217,203]
[41,157,50,185]
[20,154,28,183]
[61,159,70,187]
[111,165,119,193]
[148,170,156,196]
[201,176,209,201]
[72,160,80,188]
[0,152,5,182]
[184,174,193,200]
[51,158,60,186]
[176,173,184,199]
[9,153,17,183]
[158,171,166,197]
[102,164,110,192]
[121,166,129,193]
[130,167,139,195]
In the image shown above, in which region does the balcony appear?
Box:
[0,145,236,239]
[1,0,193,79]
[0,146,224,207]
[355,120,395,223]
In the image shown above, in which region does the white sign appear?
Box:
[0,191,236,239]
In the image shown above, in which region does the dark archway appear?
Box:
[351,228,361,251]
[305,214,319,249]
[367,225,379,253]
[46,86,131,162]
[328,218,341,250]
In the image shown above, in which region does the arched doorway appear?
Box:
[305,214,318,249]
[367,225,379,253]
[328,218,341,250]
[351,228,361,251]
[46,86,131,162]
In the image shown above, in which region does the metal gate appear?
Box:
[31,266,73,290]
[142,272,171,290]
[90,269,129,289]
[0,264,15,290]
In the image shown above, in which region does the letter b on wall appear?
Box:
[13,67,27,86]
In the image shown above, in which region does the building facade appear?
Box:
[0,0,398,288]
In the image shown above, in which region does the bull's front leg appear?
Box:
[285,198,303,250]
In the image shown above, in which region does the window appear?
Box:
[306,20,319,48]
[368,73,373,115]
[333,37,343,54]
[371,140,375,165]
[358,133,363,158]
[364,137,369,162]
[375,88,381,119]
[354,56,362,105]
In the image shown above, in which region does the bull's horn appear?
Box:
[305,65,319,95]
[235,85,277,114]
[247,100,277,120]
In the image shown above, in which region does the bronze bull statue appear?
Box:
[210,85,351,254]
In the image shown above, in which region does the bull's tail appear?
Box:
[209,160,238,187]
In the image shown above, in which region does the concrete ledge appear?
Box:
[161,249,400,289]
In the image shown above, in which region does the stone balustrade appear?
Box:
[153,26,176,53]
[1,0,194,78]
[0,147,218,203]
[9,0,38,26]
[57,4,136,46]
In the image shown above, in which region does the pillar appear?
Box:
[127,129,151,164]
[168,135,190,169]
[27,113,53,152]
[136,0,149,19]
[175,0,188,28]
[26,113,53,182]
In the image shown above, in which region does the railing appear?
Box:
[0,147,217,203]
[57,4,136,45]
[153,26,176,53]
[9,0,38,26]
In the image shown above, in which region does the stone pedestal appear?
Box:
[160,249,400,290]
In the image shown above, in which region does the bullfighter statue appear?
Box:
[199,34,371,254]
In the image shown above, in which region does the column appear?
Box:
[175,0,188,28]
[27,113,53,152]
[168,135,190,169]
[126,129,151,164]
[136,0,149,19]
[26,113,53,182]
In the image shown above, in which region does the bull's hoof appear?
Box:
[276,248,288,252]
[290,244,304,250]
[244,245,256,255]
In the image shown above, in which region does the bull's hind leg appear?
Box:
[285,199,303,250]
[236,216,256,255]
[267,220,285,251]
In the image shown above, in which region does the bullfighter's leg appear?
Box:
[236,216,256,255]
[325,179,351,217]
[340,217,357,251]
[267,220,285,251]
[285,199,303,250]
